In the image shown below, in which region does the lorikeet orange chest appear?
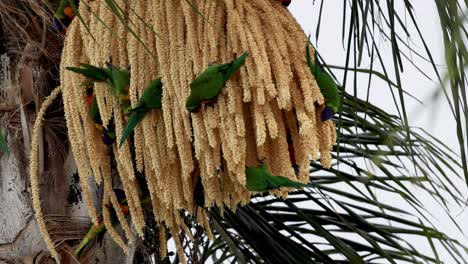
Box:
[53,1,78,34]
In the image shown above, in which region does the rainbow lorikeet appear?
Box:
[306,44,340,121]
[86,87,116,145]
[74,190,155,257]
[53,0,77,34]
[67,63,132,114]
[74,189,128,256]
[245,163,305,192]
[119,78,163,147]
[185,52,249,113]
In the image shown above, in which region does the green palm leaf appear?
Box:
[200,92,467,263]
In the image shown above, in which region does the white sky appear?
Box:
[290,1,468,262]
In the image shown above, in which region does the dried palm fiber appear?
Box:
[30,0,336,261]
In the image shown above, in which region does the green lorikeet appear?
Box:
[306,44,340,121]
[186,52,249,113]
[245,163,305,192]
[119,79,163,147]
[74,189,128,256]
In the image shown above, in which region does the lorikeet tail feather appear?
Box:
[224,52,249,82]
[272,176,306,189]
[119,111,145,147]
[66,64,108,81]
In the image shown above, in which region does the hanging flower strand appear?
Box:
[30,0,337,262]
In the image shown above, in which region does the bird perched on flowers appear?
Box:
[53,0,77,34]
[120,78,163,146]
[67,63,132,114]
[74,189,128,256]
[86,86,116,145]
[245,163,305,192]
[186,52,249,113]
[306,44,340,121]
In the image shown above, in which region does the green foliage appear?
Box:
[67,63,132,113]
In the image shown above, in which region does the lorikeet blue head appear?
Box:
[102,132,115,146]
[320,106,335,121]
[113,189,126,202]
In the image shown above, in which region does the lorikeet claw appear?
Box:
[246,163,305,192]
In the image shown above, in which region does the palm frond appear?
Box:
[311,0,468,183]
[5,1,466,263]
[200,92,467,263]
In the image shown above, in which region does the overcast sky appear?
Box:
[289,1,467,262]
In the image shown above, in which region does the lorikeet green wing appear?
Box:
[66,64,109,82]
[186,52,249,113]
[106,64,130,96]
[133,78,163,110]
[105,63,132,114]
[54,0,69,19]
[119,79,163,147]
[315,71,340,112]
[306,45,340,121]
[74,193,152,257]
[245,163,305,192]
